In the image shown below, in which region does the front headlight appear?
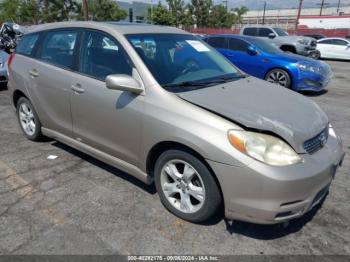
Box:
[298,39,309,45]
[296,62,320,74]
[228,130,302,166]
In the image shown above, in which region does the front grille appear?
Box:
[303,126,329,154]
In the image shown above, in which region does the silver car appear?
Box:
[0,51,9,85]
[7,22,345,224]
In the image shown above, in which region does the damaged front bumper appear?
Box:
[208,133,345,224]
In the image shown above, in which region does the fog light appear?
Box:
[304,79,321,87]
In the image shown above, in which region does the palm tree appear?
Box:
[232,6,248,24]
[82,0,89,20]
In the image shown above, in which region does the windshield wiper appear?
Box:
[199,74,248,85]
[162,75,248,89]
[163,81,209,88]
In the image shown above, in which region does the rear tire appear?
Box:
[154,149,222,223]
[17,97,43,141]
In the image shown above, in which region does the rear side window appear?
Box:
[243,28,258,36]
[206,37,227,49]
[16,34,39,57]
[40,30,78,69]
[318,39,333,44]
[332,39,348,46]
[228,38,249,52]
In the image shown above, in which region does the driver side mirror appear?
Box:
[247,45,258,56]
[106,74,144,94]
[268,33,276,39]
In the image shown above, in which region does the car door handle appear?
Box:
[71,84,85,94]
[29,69,39,78]
[227,53,234,57]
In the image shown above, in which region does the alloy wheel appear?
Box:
[160,159,206,214]
[19,102,36,136]
[266,70,288,87]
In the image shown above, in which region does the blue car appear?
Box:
[203,35,332,92]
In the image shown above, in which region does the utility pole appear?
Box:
[223,0,228,11]
[337,0,341,14]
[295,0,303,32]
[262,1,267,25]
[319,0,325,16]
[82,0,89,21]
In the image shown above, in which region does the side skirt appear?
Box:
[41,127,153,185]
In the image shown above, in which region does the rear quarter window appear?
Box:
[243,28,258,36]
[40,30,78,69]
[16,34,39,57]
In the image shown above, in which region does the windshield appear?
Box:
[126,34,244,92]
[273,28,289,36]
[248,38,283,55]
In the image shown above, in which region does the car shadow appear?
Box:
[52,141,157,195]
[224,196,327,240]
[300,89,328,97]
[320,58,350,63]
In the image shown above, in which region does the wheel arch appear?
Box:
[280,45,297,54]
[146,140,225,210]
[13,89,28,108]
[264,67,294,88]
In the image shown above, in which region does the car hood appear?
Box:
[278,35,313,42]
[178,77,328,153]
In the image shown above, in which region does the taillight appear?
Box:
[7,53,15,67]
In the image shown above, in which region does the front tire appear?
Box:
[154,149,222,223]
[17,97,43,141]
[265,69,292,89]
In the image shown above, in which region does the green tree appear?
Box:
[181,4,195,29]
[88,0,127,21]
[232,6,248,24]
[166,0,185,27]
[20,0,43,24]
[147,2,175,26]
[190,0,212,28]
[0,0,21,22]
[46,0,81,22]
[208,5,233,28]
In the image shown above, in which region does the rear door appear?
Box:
[70,29,143,166]
[205,37,228,55]
[27,29,79,137]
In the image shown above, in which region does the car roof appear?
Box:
[26,21,188,35]
[241,25,273,28]
[206,34,256,41]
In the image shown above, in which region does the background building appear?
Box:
[242,5,350,29]
[117,1,155,23]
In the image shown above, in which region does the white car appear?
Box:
[317,38,350,60]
